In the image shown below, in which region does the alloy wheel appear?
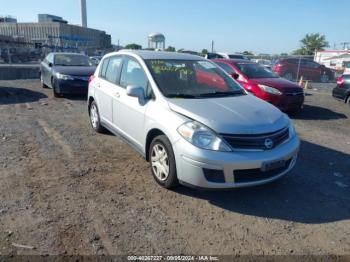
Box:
[90,104,99,129]
[151,144,169,181]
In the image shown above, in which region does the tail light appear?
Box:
[88,75,95,83]
[337,76,345,86]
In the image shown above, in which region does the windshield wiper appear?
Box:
[198,91,245,97]
[167,94,198,99]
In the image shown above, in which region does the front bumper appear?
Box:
[173,135,300,189]
[265,94,304,112]
[55,79,89,95]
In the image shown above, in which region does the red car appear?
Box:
[273,58,334,83]
[213,59,304,112]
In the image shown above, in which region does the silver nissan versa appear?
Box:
[88,50,300,189]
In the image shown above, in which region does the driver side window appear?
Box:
[120,57,148,90]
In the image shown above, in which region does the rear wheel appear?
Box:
[149,135,178,189]
[40,73,47,88]
[283,72,295,81]
[89,101,105,133]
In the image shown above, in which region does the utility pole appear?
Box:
[211,40,214,53]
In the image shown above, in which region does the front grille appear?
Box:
[283,88,304,96]
[234,159,292,183]
[73,76,89,81]
[221,127,289,151]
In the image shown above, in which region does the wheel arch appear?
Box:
[88,96,95,114]
[145,128,166,161]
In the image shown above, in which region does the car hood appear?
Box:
[250,77,302,91]
[53,66,96,76]
[167,95,289,134]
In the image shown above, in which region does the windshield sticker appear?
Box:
[198,61,216,69]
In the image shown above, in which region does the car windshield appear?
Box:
[54,54,91,66]
[235,62,278,79]
[145,59,245,98]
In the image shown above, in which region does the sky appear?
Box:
[1,0,349,54]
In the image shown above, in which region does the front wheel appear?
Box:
[149,135,178,189]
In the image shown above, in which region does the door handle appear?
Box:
[96,83,100,88]
[115,92,120,98]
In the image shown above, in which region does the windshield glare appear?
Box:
[235,63,278,79]
[146,59,245,98]
[54,54,91,66]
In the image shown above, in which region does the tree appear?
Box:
[124,43,142,50]
[165,46,176,52]
[293,33,329,55]
[201,49,208,55]
[243,51,254,56]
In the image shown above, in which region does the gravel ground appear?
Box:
[0,80,349,256]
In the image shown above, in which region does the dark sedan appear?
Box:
[40,53,96,97]
[333,75,350,107]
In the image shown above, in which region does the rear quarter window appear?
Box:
[100,58,109,78]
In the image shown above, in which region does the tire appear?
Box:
[89,101,105,133]
[320,74,329,83]
[149,135,178,189]
[347,96,350,108]
[283,72,295,81]
[53,81,63,98]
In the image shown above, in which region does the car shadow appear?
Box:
[290,104,347,120]
[62,94,88,101]
[173,140,350,224]
[0,86,47,105]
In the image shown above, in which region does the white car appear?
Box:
[88,50,299,189]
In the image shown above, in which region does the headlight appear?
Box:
[56,72,74,80]
[177,121,232,151]
[258,84,282,95]
[289,122,296,139]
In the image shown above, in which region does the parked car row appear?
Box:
[39,50,308,190]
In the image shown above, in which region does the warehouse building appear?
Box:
[0,14,111,53]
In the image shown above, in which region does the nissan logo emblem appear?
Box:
[264,138,274,149]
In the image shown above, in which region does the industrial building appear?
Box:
[0,12,111,54]
[0,16,17,23]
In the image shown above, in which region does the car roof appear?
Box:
[108,50,205,61]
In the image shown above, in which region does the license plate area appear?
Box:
[261,159,286,172]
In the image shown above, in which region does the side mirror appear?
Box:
[230,72,239,80]
[126,85,146,104]
[48,62,53,67]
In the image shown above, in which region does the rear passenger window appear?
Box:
[120,57,148,89]
[104,56,123,83]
